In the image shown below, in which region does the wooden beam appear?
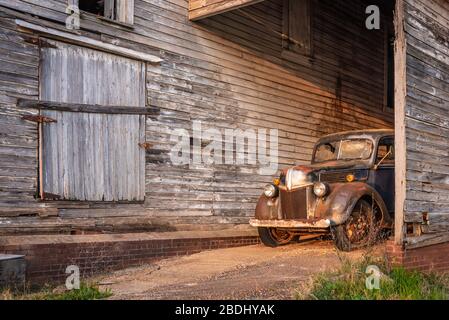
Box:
[0,207,58,218]
[15,19,162,63]
[394,0,407,246]
[406,233,449,250]
[189,0,265,21]
[18,99,158,115]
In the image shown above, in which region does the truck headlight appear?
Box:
[313,182,329,198]
[264,184,278,198]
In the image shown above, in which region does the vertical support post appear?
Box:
[394,0,407,245]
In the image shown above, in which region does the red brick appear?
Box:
[386,240,449,273]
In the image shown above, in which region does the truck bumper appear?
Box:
[249,218,331,229]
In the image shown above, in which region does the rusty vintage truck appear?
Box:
[250,129,395,251]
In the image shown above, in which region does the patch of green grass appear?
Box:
[1,282,112,300]
[300,256,449,300]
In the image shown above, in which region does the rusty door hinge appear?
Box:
[138,142,153,150]
[41,192,61,200]
[22,115,57,123]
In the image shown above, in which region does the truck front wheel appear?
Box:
[258,227,294,247]
[331,199,380,252]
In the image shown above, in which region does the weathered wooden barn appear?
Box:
[0,0,448,278]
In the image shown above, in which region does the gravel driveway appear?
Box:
[97,237,370,300]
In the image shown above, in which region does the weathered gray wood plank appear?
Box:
[39,39,146,107]
[404,0,449,243]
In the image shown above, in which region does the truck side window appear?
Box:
[377,137,395,163]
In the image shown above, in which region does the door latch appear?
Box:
[22,115,57,123]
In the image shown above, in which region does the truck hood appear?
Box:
[281,160,371,175]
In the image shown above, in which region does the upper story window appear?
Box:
[282,0,313,56]
[78,0,134,25]
[78,0,103,15]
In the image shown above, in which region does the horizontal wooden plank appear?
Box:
[189,0,265,21]
[0,207,57,217]
[404,0,449,246]
[15,19,162,63]
[406,232,449,249]
[17,99,157,115]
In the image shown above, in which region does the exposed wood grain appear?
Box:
[39,39,146,106]
[403,0,449,245]
[104,0,116,20]
[18,99,155,115]
[15,19,161,63]
[116,0,135,25]
[394,0,407,245]
[406,232,449,249]
[39,41,146,202]
[189,0,265,21]
[40,111,145,201]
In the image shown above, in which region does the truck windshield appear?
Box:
[314,139,373,163]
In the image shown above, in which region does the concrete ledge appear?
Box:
[0,229,258,246]
[0,229,259,285]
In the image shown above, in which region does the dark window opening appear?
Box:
[282,0,312,56]
[79,0,105,16]
[78,0,134,25]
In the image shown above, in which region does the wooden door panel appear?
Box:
[39,40,146,202]
[41,111,145,201]
[40,39,145,107]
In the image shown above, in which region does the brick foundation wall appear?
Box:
[0,231,259,285]
[386,240,449,272]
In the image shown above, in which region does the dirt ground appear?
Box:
[97,237,379,300]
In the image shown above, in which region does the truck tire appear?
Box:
[331,200,380,252]
[258,227,294,247]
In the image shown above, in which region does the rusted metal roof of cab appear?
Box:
[317,129,394,143]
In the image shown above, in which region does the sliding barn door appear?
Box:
[39,40,146,201]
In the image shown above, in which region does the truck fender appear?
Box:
[315,182,390,226]
[255,195,281,221]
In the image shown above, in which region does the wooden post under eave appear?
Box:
[394,0,407,246]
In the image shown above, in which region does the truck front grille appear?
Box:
[280,188,308,219]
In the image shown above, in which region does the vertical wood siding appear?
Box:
[40,39,146,107]
[403,0,449,234]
